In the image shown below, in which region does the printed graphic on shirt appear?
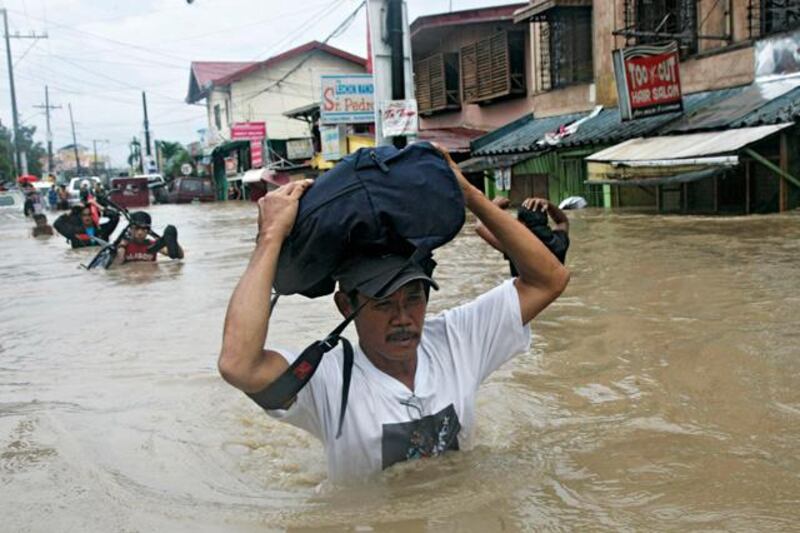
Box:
[381,403,461,470]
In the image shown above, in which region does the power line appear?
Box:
[240,1,366,104]
[249,0,349,61]
[5,7,194,64]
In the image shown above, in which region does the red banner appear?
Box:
[250,141,263,168]
[230,122,266,168]
[230,122,266,140]
[614,42,683,121]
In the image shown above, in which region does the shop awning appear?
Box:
[241,168,267,183]
[586,167,726,187]
[417,127,486,153]
[211,139,250,157]
[514,0,592,22]
[459,153,532,173]
[586,123,793,164]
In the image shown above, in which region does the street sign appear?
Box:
[613,41,683,121]
[320,74,375,124]
[180,163,192,176]
[380,99,418,137]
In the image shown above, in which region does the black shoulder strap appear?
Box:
[248,247,430,439]
[337,338,354,439]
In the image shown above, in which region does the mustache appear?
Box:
[385,329,419,343]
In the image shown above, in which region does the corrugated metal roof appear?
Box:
[586,123,793,162]
[470,86,748,157]
[588,167,725,187]
[560,86,747,148]
[662,78,800,133]
[731,84,800,128]
[417,127,487,153]
[472,111,588,155]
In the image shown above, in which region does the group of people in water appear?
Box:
[25,178,183,267]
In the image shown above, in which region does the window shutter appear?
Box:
[415,53,461,115]
[461,32,526,104]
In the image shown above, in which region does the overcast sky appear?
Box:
[0,0,517,168]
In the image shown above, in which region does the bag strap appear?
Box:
[337,338,353,439]
[248,248,430,438]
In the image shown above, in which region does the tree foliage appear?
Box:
[156,140,191,179]
[0,123,47,182]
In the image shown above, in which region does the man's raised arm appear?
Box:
[437,148,569,324]
[218,180,313,393]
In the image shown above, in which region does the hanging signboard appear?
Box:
[286,138,315,160]
[321,124,348,161]
[320,74,375,124]
[380,99,418,137]
[231,122,266,168]
[613,41,683,121]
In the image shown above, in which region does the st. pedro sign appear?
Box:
[613,42,683,121]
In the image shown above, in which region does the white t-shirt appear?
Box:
[268,279,531,483]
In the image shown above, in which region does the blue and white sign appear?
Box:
[321,74,375,124]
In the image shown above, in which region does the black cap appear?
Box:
[130,211,152,228]
[333,253,439,299]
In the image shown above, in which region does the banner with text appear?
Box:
[231,122,266,168]
[381,99,418,137]
[321,74,375,124]
[613,42,683,121]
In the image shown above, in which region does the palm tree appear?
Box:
[128,137,142,172]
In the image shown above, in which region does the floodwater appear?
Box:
[1,202,799,532]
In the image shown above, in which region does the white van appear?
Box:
[67,176,102,207]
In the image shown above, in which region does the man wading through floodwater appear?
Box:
[219,147,570,483]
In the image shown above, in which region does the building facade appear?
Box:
[459,0,800,214]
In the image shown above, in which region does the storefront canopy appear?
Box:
[586,123,793,165]
[586,167,726,187]
[211,139,250,157]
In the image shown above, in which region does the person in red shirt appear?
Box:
[113,211,184,266]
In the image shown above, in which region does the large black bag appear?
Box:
[274,142,465,298]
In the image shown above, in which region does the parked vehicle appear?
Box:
[167,176,215,203]
[0,189,24,211]
[135,173,165,190]
[135,173,169,204]
[109,176,150,209]
[67,176,102,207]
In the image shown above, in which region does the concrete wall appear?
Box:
[532,0,757,114]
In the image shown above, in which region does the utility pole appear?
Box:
[68,103,81,176]
[366,0,414,147]
[1,9,47,176]
[142,91,152,171]
[33,85,61,175]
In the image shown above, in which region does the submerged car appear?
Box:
[167,176,215,203]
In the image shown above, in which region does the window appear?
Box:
[629,0,698,55]
[414,53,461,115]
[537,7,594,91]
[214,104,222,130]
[460,31,526,104]
[749,0,800,38]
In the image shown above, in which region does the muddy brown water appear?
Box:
[1,203,799,532]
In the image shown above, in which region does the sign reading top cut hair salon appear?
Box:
[320,74,375,124]
[613,41,683,121]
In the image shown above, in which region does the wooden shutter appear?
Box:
[414,53,461,115]
[460,32,525,104]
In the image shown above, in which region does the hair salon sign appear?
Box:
[613,42,683,121]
